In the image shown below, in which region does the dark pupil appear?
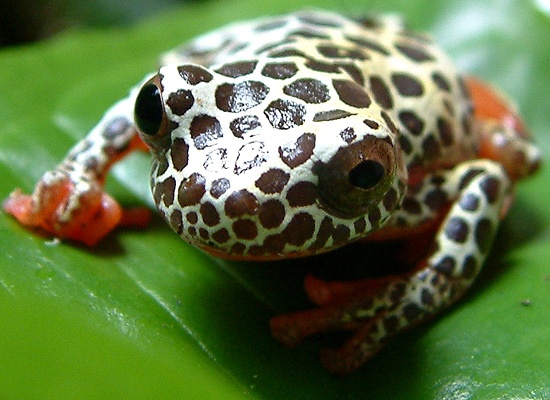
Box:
[134,83,163,136]
[348,160,385,190]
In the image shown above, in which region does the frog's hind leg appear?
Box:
[270,160,510,375]
[466,77,541,182]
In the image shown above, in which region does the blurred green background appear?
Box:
[0,0,548,399]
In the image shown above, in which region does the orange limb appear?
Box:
[4,134,152,246]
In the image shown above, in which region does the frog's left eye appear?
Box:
[135,80,164,136]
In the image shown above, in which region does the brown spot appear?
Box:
[278,132,316,168]
[383,188,399,211]
[231,242,246,255]
[153,176,176,207]
[345,35,390,55]
[298,14,342,27]
[445,217,469,243]
[187,226,196,237]
[232,219,258,240]
[268,46,309,58]
[369,76,393,109]
[403,303,423,322]
[475,218,494,253]
[210,178,230,199]
[333,79,371,108]
[178,173,206,207]
[262,234,287,254]
[178,65,213,85]
[402,197,422,214]
[313,109,354,122]
[283,212,316,246]
[261,62,299,79]
[212,228,230,244]
[458,168,484,190]
[189,115,222,150]
[381,110,399,135]
[434,256,456,276]
[103,117,130,139]
[332,224,350,246]
[170,138,189,171]
[422,134,441,159]
[437,117,454,146]
[230,115,261,138]
[200,202,220,227]
[338,63,365,86]
[391,73,424,97]
[399,110,425,136]
[186,211,198,224]
[425,188,448,211]
[431,72,452,92]
[462,255,478,279]
[286,29,330,40]
[421,288,434,306]
[264,99,306,130]
[166,89,194,116]
[395,43,434,62]
[255,168,290,194]
[317,44,367,60]
[354,218,367,234]
[215,61,258,78]
[480,176,501,204]
[224,189,259,218]
[255,19,287,32]
[311,216,333,250]
[283,78,331,104]
[339,127,356,143]
[368,207,382,228]
[363,119,380,130]
[286,181,317,207]
[199,228,209,240]
[459,193,480,212]
[258,199,286,229]
[169,209,183,235]
[304,59,340,73]
[215,81,270,113]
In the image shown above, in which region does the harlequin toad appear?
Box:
[4,10,541,374]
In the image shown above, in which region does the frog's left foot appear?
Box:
[271,159,510,375]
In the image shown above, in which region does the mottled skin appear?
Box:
[4,10,541,374]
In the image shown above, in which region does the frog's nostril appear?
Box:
[348,160,385,190]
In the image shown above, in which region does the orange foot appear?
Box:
[4,174,150,246]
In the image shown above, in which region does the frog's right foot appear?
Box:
[3,171,149,246]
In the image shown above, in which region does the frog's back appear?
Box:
[161,10,478,172]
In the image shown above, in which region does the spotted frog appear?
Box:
[4,10,541,374]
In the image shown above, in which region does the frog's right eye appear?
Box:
[135,80,164,136]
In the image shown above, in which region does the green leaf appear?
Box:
[0,0,549,398]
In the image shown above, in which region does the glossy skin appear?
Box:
[4,11,541,374]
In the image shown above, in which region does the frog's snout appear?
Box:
[315,135,402,218]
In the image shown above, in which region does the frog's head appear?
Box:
[134,62,407,260]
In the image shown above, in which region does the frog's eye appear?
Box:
[135,80,164,136]
[316,136,396,218]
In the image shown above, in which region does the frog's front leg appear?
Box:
[271,159,510,375]
[3,88,150,245]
